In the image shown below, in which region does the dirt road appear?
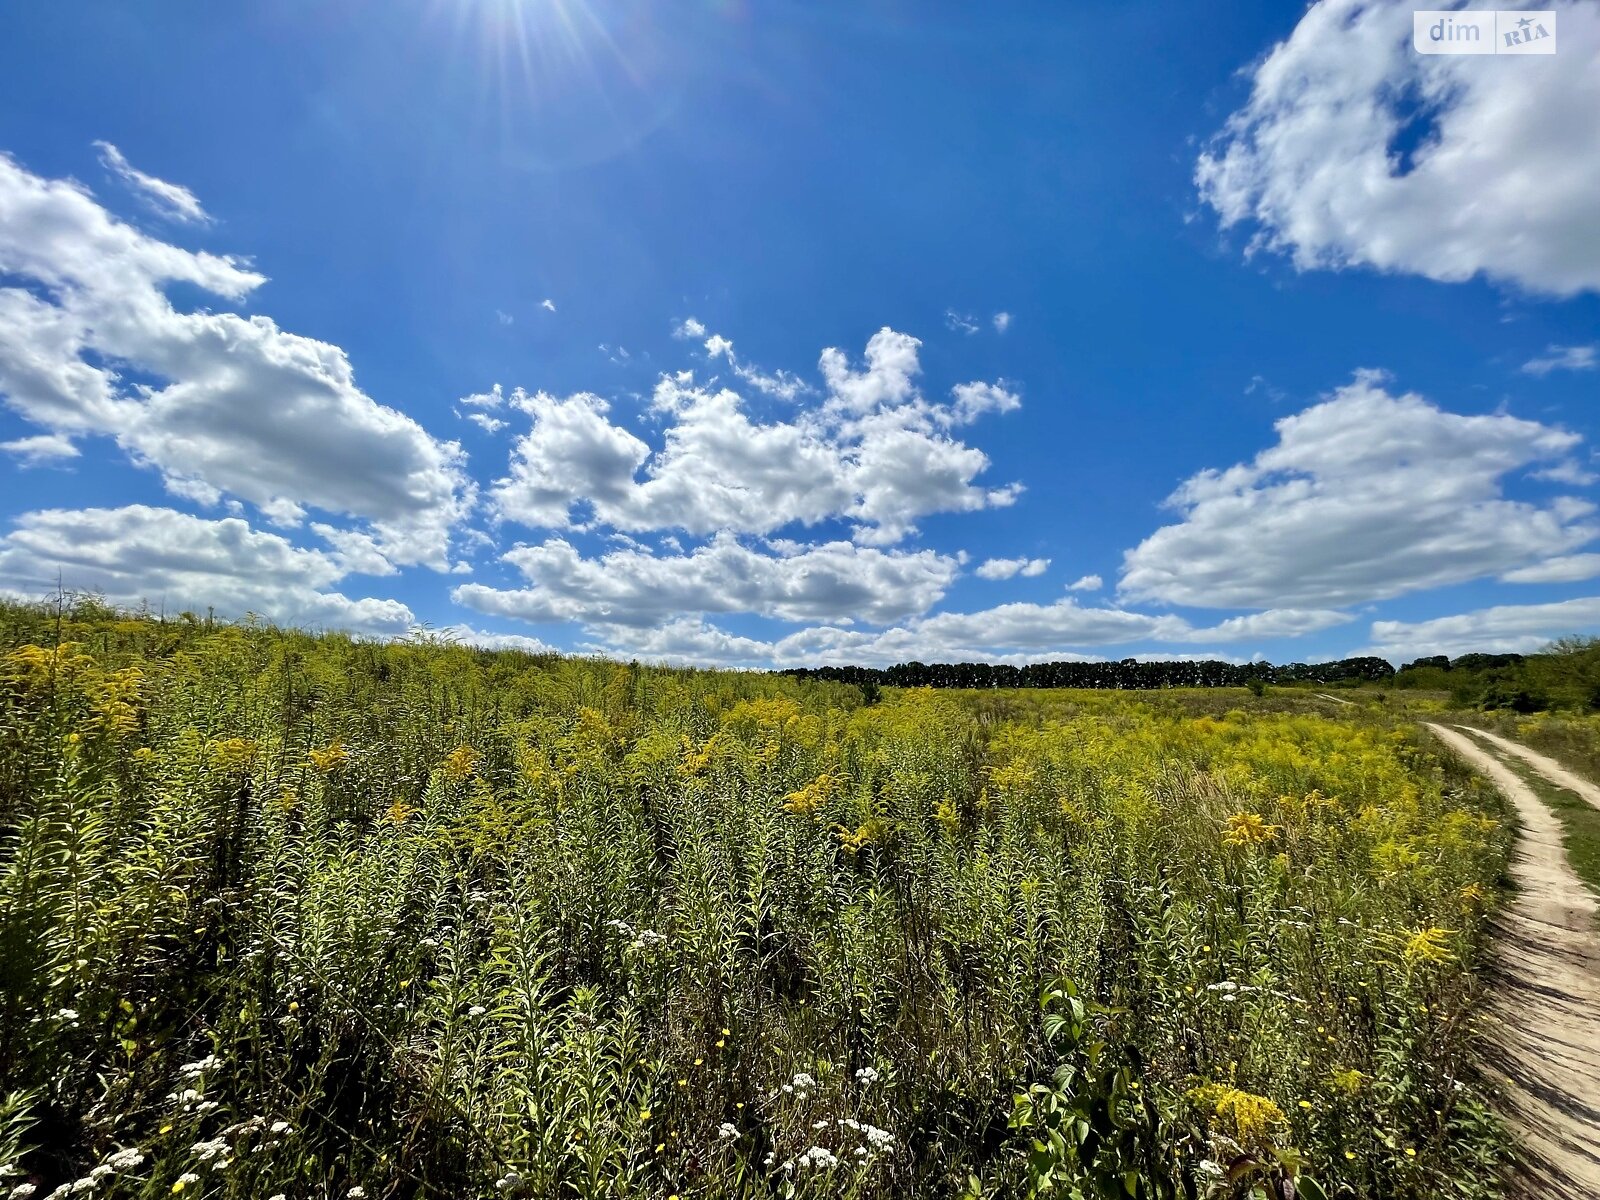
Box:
[1460,725,1600,813]
[1425,724,1600,1194]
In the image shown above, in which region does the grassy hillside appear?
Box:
[0,601,1511,1199]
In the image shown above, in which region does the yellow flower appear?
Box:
[442,744,478,781]
[783,773,835,816]
[1329,1067,1367,1096]
[308,740,350,774]
[1222,811,1279,848]
[835,817,889,854]
[1402,926,1456,966]
[210,737,258,772]
[1187,1083,1286,1149]
[383,801,414,825]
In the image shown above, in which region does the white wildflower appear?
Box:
[105,1149,144,1171]
[795,1146,839,1171]
[191,1139,229,1162]
[860,1123,894,1152]
[854,1066,880,1084]
[178,1055,220,1078]
[467,1006,487,1017]
[347,1188,366,1199]
[716,1122,738,1140]
[11,1186,37,1200]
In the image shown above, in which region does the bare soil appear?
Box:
[1426,723,1600,1195]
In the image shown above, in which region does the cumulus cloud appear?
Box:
[0,505,415,634]
[0,152,474,569]
[992,312,1013,333]
[490,327,1021,545]
[1523,344,1598,376]
[1501,553,1600,584]
[1365,596,1600,661]
[1066,574,1103,592]
[580,595,1293,669]
[460,385,505,408]
[454,535,961,628]
[702,332,808,399]
[2,433,79,465]
[1197,0,1600,295]
[1120,373,1595,608]
[1533,460,1599,486]
[976,556,1049,580]
[541,298,557,312]
[94,140,210,224]
[432,624,559,654]
[1184,608,1355,643]
[673,317,707,339]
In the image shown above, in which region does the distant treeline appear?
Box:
[1392,641,1600,712]
[779,642,1600,713]
[779,656,1396,691]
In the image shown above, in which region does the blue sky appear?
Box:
[1,0,1598,666]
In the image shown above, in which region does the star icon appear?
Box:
[1516,16,1533,30]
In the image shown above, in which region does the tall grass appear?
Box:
[0,600,1510,1199]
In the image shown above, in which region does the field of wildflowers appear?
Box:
[0,601,1512,1198]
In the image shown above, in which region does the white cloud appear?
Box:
[581,594,1296,669]
[541,298,557,312]
[948,381,1021,423]
[1120,373,1594,608]
[0,505,414,634]
[1184,608,1354,643]
[460,384,505,408]
[945,310,979,335]
[93,141,210,224]
[1197,0,1600,295]
[432,624,559,654]
[1365,596,1600,661]
[0,152,474,570]
[1533,460,1599,486]
[1,433,79,465]
[992,312,1013,333]
[673,317,706,339]
[819,327,921,416]
[1501,553,1600,584]
[703,332,807,399]
[454,534,961,628]
[1523,344,1598,376]
[975,556,1049,580]
[490,328,1020,545]
[466,413,507,434]
[1066,574,1102,592]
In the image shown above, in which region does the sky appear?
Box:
[0,0,1597,668]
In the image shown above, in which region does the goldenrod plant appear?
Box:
[0,598,1511,1198]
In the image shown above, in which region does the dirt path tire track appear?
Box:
[1425,724,1600,1196]
[1459,725,1600,814]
